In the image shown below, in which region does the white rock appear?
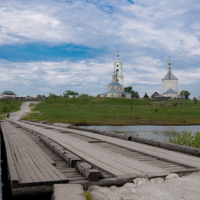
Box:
[119,197,136,200]
[118,187,128,193]
[166,173,179,180]
[150,177,165,183]
[129,187,137,193]
[133,178,149,186]
[88,185,100,191]
[98,187,110,193]
[109,185,118,191]
[123,183,136,189]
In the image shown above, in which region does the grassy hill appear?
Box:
[23,97,200,125]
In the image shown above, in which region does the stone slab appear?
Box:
[52,184,85,200]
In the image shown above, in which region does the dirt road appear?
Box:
[9,101,38,120]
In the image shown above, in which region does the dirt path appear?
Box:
[9,101,39,120]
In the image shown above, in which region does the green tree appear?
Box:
[124,86,133,93]
[124,86,139,98]
[41,95,46,99]
[134,92,139,98]
[79,93,89,97]
[36,94,42,99]
[48,93,59,99]
[63,90,79,97]
[180,90,191,99]
[143,93,149,99]
[193,97,198,104]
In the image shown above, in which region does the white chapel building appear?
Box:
[100,55,131,98]
[162,59,184,98]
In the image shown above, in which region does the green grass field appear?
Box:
[23,97,200,125]
[0,100,25,119]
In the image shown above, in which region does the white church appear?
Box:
[100,55,131,98]
[162,59,179,98]
[153,58,184,99]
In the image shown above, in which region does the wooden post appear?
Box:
[76,162,103,181]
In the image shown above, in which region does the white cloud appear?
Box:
[0,0,200,55]
[0,0,199,97]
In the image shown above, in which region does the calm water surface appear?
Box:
[82,125,200,141]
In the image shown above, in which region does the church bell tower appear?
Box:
[114,54,124,91]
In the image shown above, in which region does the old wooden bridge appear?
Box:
[1,119,200,197]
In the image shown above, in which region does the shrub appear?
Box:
[193,97,198,104]
[83,191,93,200]
[165,130,200,148]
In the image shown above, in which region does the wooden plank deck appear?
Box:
[12,120,200,180]
[1,121,69,187]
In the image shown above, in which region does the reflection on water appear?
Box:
[82,125,200,142]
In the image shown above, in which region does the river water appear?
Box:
[81,125,200,141]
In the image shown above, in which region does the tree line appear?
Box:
[36,90,88,99]
[36,88,192,100]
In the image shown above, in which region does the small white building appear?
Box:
[1,91,16,99]
[65,95,79,98]
[16,95,31,100]
[162,60,179,98]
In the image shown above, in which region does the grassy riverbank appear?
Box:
[23,97,200,125]
[0,100,25,119]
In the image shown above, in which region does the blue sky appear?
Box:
[0,0,200,98]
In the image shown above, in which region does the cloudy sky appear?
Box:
[0,0,200,97]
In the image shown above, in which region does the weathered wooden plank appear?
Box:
[26,145,56,182]
[67,177,87,181]
[20,146,48,183]
[16,128,56,166]
[59,168,77,173]
[11,133,42,183]
[1,122,20,186]
[4,122,66,185]
[11,139,33,183]
[6,131,28,184]
[27,145,62,182]
[17,146,41,183]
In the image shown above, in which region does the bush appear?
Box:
[193,97,198,104]
[165,130,200,148]
[79,93,89,97]
[83,191,93,200]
